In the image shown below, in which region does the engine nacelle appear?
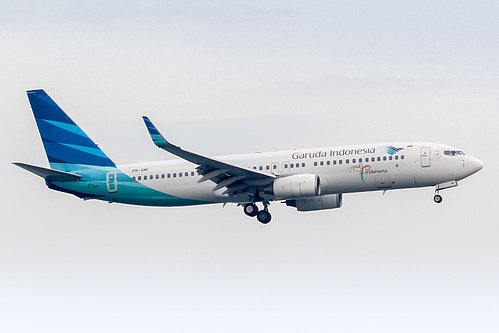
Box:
[264,174,321,199]
[286,194,343,212]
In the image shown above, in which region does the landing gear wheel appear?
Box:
[257,210,272,224]
[243,203,258,217]
[433,194,443,204]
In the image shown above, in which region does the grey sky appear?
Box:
[1,1,498,332]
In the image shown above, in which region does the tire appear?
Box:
[243,203,258,217]
[433,195,443,204]
[257,210,272,224]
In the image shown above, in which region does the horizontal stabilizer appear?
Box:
[13,162,82,181]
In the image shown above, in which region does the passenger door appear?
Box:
[421,147,431,167]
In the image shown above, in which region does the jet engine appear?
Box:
[286,194,343,212]
[264,174,321,199]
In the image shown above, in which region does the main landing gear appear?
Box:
[243,202,272,224]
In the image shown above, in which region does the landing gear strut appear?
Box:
[433,181,458,204]
[242,202,272,224]
[433,188,443,204]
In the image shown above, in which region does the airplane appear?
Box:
[14,89,483,224]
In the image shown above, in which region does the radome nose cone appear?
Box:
[469,157,484,175]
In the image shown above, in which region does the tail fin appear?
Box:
[26,89,115,170]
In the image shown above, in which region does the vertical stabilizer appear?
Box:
[26,89,115,170]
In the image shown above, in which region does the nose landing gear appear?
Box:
[243,202,272,224]
[433,181,458,204]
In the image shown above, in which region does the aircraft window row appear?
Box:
[133,171,196,181]
[281,163,307,169]
[313,155,404,166]
[444,150,465,156]
[252,164,281,170]
[290,163,306,168]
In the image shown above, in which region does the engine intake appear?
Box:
[286,194,343,211]
[264,174,320,199]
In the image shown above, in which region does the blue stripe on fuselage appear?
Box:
[47,165,211,207]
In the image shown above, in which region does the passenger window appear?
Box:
[259,166,263,170]
[290,164,294,168]
[327,161,330,166]
[320,161,324,166]
[284,164,288,168]
[383,156,386,161]
[333,160,337,165]
[296,163,299,168]
[352,159,356,163]
[359,158,362,163]
[185,172,188,176]
[191,171,195,176]
[266,165,270,170]
[371,157,375,162]
[132,176,136,181]
[168,174,171,178]
[302,163,305,167]
[173,173,177,178]
[401,155,405,160]
[339,160,343,164]
[389,156,393,160]
[273,165,277,169]
[314,162,317,166]
[156,174,159,179]
[346,159,349,164]
[179,172,182,177]
[377,157,381,161]
[395,156,399,160]
[161,174,165,179]
[138,176,141,180]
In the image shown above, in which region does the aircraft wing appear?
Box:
[142,116,275,197]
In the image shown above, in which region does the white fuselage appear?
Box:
[118,142,483,204]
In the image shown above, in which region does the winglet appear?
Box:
[142,116,176,149]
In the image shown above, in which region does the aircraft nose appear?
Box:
[468,156,484,175]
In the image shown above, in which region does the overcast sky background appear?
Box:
[1,1,498,332]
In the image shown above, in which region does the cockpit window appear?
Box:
[444,150,465,156]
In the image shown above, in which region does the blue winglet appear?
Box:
[142,116,175,148]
